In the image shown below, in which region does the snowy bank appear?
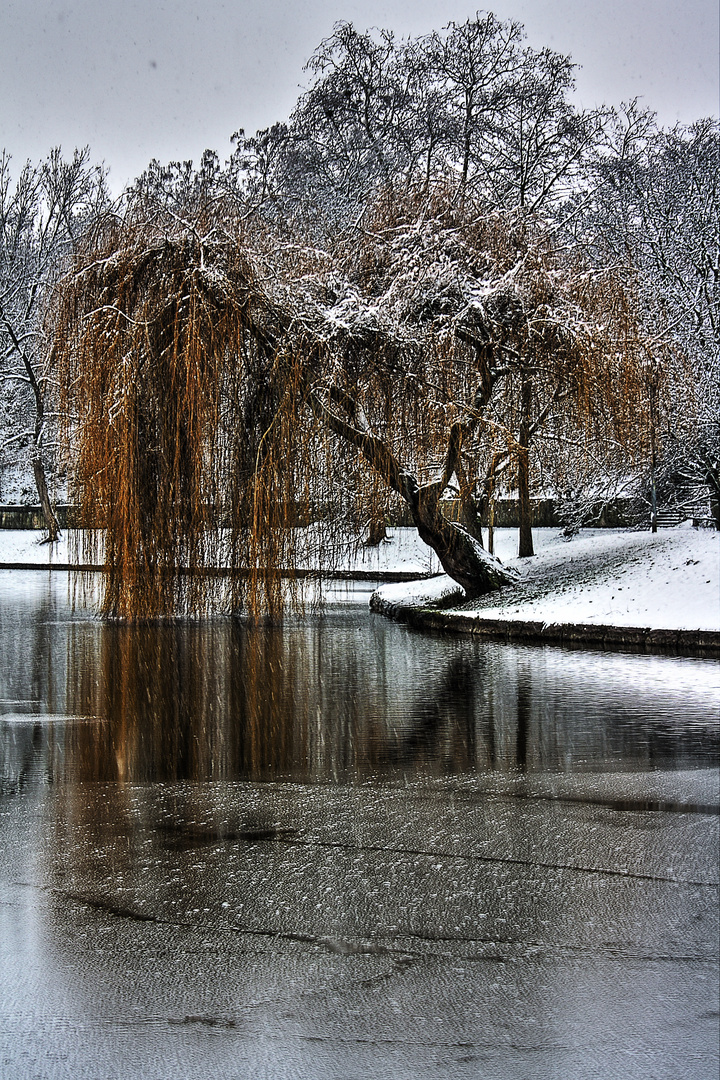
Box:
[371,526,720,654]
[0,526,442,578]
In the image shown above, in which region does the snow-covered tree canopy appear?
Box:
[581,112,720,518]
[232,15,605,225]
[0,148,107,531]
[52,185,667,619]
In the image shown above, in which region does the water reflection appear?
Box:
[1,572,718,1080]
[0,571,717,792]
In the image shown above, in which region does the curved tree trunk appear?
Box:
[402,474,514,597]
[311,385,516,598]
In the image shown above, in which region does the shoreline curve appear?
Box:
[369,589,720,658]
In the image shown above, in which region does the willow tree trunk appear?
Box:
[401,475,513,598]
[363,514,388,547]
[311,387,515,598]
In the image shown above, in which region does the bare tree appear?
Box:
[575,107,719,526]
[0,147,107,538]
[425,12,524,200]
[478,46,607,214]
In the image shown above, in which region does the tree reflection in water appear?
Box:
[43,606,719,787]
[1,574,718,793]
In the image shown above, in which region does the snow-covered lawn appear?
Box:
[0,526,441,575]
[1,524,718,632]
[375,525,720,632]
[0,531,78,565]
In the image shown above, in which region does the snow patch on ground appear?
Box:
[376,526,720,632]
[301,526,443,576]
[0,531,76,564]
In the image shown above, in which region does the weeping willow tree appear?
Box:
[52,189,662,619]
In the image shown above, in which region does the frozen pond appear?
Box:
[1,571,718,1079]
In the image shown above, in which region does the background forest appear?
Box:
[0,15,718,615]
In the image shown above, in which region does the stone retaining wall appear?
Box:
[0,505,75,529]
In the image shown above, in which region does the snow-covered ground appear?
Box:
[0,526,441,575]
[0,530,79,565]
[376,525,720,632]
[1,525,718,632]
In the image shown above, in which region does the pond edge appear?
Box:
[369,590,720,658]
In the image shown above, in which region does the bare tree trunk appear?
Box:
[0,303,61,541]
[711,498,720,531]
[460,496,484,546]
[705,465,720,530]
[454,448,484,547]
[481,451,503,557]
[517,445,533,556]
[517,376,534,557]
[29,364,61,541]
[32,452,61,542]
[649,376,658,533]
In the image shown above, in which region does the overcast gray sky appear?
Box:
[2,0,718,192]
